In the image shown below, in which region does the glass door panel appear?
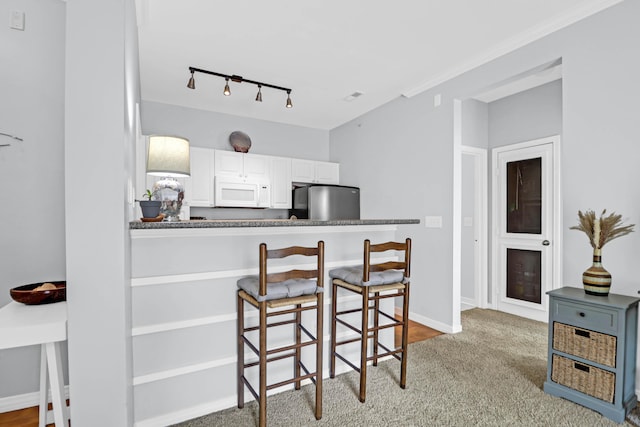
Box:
[506,158,541,234]
[506,248,541,304]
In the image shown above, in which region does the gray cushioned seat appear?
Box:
[237,276,323,302]
[329,266,407,287]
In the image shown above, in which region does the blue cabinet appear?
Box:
[544,287,639,422]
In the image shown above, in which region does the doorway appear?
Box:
[492,136,561,322]
[461,146,488,311]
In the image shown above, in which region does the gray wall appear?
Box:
[462,99,489,149]
[330,94,455,328]
[0,0,67,400]
[331,0,640,329]
[488,80,563,148]
[141,101,330,160]
[65,0,138,424]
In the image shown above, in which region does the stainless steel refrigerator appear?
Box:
[291,184,360,220]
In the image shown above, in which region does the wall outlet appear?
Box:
[424,216,443,228]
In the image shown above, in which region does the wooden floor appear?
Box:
[0,321,440,426]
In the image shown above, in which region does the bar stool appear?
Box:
[328,238,411,402]
[237,241,324,427]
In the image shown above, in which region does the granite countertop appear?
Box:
[130,218,420,229]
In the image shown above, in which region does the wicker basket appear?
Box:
[551,354,615,402]
[553,322,616,367]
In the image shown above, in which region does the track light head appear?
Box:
[255,85,263,102]
[223,78,231,96]
[286,91,293,109]
[187,70,195,89]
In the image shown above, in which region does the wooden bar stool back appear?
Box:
[329,238,411,402]
[237,241,324,427]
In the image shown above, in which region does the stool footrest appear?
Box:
[241,375,259,402]
[334,351,361,373]
[267,371,317,391]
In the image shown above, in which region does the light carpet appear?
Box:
[174,309,633,426]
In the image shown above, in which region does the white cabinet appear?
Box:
[270,157,292,209]
[315,161,340,184]
[189,147,215,207]
[291,159,339,184]
[214,150,270,181]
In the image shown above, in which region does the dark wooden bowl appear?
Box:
[10,281,66,305]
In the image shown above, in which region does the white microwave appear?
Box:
[214,176,271,208]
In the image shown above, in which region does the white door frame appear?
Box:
[490,135,563,313]
[460,146,489,310]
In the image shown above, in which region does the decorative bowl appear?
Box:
[10,281,66,305]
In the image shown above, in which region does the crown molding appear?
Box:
[401,0,624,98]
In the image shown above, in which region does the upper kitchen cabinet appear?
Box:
[189,147,215,207]
[270,156,292,209]
[291,159,339,184]
[214,150,270,181]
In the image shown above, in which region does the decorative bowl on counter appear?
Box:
[10,281,66,305]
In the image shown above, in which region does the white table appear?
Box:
[0,301,69,427]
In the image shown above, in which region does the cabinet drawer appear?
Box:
[553,322,616,367]
[553,300,617,333]
[551,354,615,403]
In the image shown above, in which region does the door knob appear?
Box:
[542,240,550,246]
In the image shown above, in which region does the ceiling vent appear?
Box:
[343,91,364,102]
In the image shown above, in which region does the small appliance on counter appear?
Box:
[291,184,360,220]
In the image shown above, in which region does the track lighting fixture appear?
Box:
[286,90,293,108]
[223,78,231,96]
[187,67,293,108]
[187,70,195,89]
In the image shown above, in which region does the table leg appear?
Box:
[39,344,48,427]
[45,342,68,427]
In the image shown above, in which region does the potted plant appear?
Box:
[570,209,634,296]
[139,189,161,219]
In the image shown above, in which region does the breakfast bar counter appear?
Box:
[129,218,419,426]
[129,218,419,229]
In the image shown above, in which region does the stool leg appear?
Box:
[359,287,369,403]
[259,302,267,427]
[315,292,323,420]
[373,291,379,367]
[329,281,337,379]
[38,344,48,427]
[400,283,410,389]
[294,304,302,390]
[45,342,68,427]
[237,293,245,409]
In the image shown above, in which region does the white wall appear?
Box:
[330,0,640,331]
[461,154,476,305]
[0,0,67,401]
[65,0,139,425]
[141,101,330,160]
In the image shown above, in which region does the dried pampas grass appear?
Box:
[570,209,634,249]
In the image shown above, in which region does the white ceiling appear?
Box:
[136,0,621,130]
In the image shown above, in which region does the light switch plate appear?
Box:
[10,10,25,31]
[424,216,442,228]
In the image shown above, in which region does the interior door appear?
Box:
[495,142,553,322]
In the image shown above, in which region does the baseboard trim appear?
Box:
[461,298,477,311]
[408,311,461,334]
[133,357,390,427]
[0,386,70,413]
